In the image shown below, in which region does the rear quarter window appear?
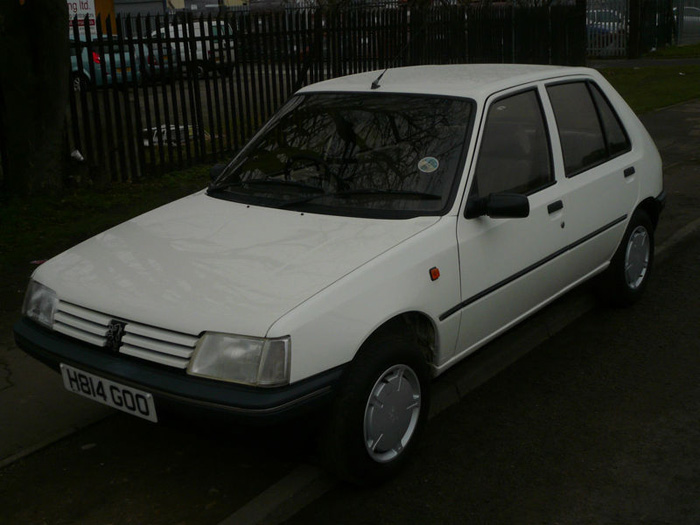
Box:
[590,83,631,157]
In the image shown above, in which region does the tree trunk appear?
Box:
[0,0,70,197]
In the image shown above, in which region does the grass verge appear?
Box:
[644,42,700,59]
[0,166,208,309]
[599,65,700,114]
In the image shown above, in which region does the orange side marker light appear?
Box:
[429,267,440,281]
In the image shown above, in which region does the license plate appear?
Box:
[60,364,158,422]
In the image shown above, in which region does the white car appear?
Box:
[155,21,234,77]
[16,64,664,484]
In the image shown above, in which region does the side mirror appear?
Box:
[209,163,228,183]
[464,193,530,219]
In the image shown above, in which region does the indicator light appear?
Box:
[429,267,440,281]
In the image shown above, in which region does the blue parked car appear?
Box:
[70,38,141,91]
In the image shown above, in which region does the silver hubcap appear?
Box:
[364,364,421,463]
[625,225,650,290]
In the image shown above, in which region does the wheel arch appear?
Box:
[358,311,438,370]
[636,196,662,230]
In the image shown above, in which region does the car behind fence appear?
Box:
[675,0,700,44]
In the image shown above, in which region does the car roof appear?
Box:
[297,64,594,100]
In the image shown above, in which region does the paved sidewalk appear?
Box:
[2,97,699,470]
[0,316,108,468]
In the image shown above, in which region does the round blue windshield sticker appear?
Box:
[418,157,439,173]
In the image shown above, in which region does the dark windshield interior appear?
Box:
[209,92,473,218]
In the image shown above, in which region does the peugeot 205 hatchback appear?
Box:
[15,65,664,484]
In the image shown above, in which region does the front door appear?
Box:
[450,86,568,362]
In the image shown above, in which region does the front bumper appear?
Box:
[13,317,343,425]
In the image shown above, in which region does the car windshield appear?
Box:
[208,92,473,218]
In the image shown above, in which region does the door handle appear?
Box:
[624,166,636,178]
[547,200,563,214]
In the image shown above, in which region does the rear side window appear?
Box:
[547,81,631,177]
[471,89,553,197]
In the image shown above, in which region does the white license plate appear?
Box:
[60,364,158,422]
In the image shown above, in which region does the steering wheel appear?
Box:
[283,153,343,189]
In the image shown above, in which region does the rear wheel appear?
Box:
[187,61,207,79]
[320,334,431,485]
[597,209,654,306]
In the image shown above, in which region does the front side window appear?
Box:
[471,89,553,198]
[209,92,473,218]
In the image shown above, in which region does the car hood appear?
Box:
[35,192,439,336]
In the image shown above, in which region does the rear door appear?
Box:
[544,79,637,283]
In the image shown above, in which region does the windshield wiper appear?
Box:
[279,188,442,209]
[208,179,325,194]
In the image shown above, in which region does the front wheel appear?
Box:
[71,73,88,93]
[320,334,431,485]
[597,209,654,306]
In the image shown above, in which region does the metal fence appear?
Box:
[641,0,676,50]
[68,5,586,184]
[587,0,629,57]
[586,0,678,58]
[675,0,700,44]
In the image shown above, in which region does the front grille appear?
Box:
[53,300,200,369]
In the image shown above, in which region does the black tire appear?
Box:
[140,60,154,85]
[597,209,654,307]
[71,73,88,93]
[186,61,207,79]
[194,61,207,79]
[320,333,431,485]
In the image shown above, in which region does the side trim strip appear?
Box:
[439,214,627,321]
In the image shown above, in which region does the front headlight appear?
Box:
[22,280,58,329]
[188,333,291,387]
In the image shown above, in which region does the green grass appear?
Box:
[600,65,700,114]
[644,42,700,59]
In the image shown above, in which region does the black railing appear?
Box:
[68,5,586,184]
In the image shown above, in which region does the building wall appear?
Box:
[114,0,166,15]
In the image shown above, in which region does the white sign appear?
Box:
[67,0,96,37]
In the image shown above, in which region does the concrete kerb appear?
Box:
[0,424,101,470]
